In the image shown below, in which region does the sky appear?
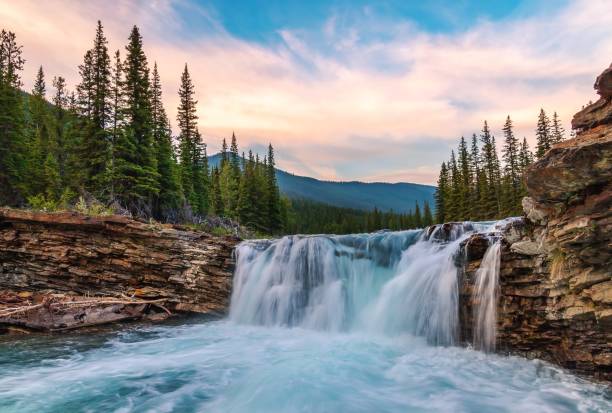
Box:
[1,0,611,185]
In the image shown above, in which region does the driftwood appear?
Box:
[0,292,174,333]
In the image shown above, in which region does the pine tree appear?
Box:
[151,62,182,220]
[27,65,56,198]
[551,111,565,144]
[518,137,533,171]
[266,143,282,233]
[33,66,45,97]
[115,25,159,214]
[435,161,449,223]
[413,202,422,227]
[501,116,521,215]
[518,137,533,200]
[177,64,199,211]
[0,30,27,205]
[191,131,209,215]
[469,133,482,220]
[209,166,224,215]
[77,21,112,197]
[480,121,501,218]
[51,76,69,184]
[237,150,258,229]
[447,150,461,221]
[422,201,433,226]
[535,109,552,158]
[457,136,471,219]
[218,133,241,218]
[108,50,124,199]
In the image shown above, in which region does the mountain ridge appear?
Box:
[208,153,436,213]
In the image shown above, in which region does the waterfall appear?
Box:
[230,222,503,348]
[472,239,501,352]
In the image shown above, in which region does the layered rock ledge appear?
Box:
[461,64,612,381]
[0,209,239,331]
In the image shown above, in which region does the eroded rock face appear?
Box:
[0,209,240,317]
[460,64,612,381]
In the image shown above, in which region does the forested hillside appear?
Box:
[209,154,436,213]
[434,112,567,223]
[0,23,433,236]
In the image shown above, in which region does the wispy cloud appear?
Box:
[1,0,610,184]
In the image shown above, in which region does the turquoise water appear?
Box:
[1,224,610,412]
[1,321,610,413]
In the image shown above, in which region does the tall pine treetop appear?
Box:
[33,65,45,97]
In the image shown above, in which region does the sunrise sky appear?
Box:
[2,0,611,184]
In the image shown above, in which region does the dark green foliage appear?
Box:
[435,114,545,223]
[434,162,449,223]
[283,198,427,235]
[77,21,112,197]
[266,144,282,233]
[5,24,428,237]
[535,108,552,159]
[551,111,565,144]
[0,29,26,206]
[151,62,182,220]
[501,116,521,215]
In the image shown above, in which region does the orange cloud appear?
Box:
[1,0,610,184]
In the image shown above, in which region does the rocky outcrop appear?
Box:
[461,64,612,381]
[0,208,240,331]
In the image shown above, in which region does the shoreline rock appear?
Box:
[0,209,240,332]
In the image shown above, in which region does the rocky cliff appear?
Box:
[461,64,612,381]
[0,209,240,331]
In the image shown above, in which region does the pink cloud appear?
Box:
[1,0,610,184]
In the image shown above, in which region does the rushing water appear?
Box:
[1,223,611,412]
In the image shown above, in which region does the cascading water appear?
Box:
[473,239,502,352]
[2,220,610,412]
[230,222,499,346]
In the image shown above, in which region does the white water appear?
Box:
[473,239,502,351]
[231,222,495,345]
[1,221,610,412]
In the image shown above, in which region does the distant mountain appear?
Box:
[208,153,436,213]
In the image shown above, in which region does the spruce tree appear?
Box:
[422,201,433,227]
[501,116,521,214]
[551,111,565,144]
[413,202,422,228]
[108,50,124,199]
[33,66,45,97]
[151,62,182,219]
[237,150,258,229]
[535,109,552,159]
[209,166,224,215]
[191,131,209,215]
[52,76,69,184]
[266,143,282,233]
[76,21,113,197]
[434,161,449,223]
[0,30,26,205]
[115,25,159,214]
[480,121,501,218]
[469,133,482,220]
[177,64,199,211]
[457,136,471,219]
[447,150,461,221]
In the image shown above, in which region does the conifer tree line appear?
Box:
[286,199,434,235]
[434,111,565,223]
[0,23,286,234]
